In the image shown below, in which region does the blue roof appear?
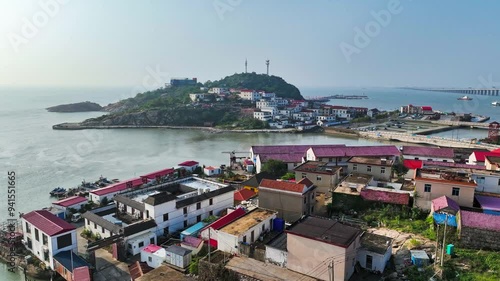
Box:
[53,251,89,273]
[180,222,207,235]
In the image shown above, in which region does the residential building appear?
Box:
[52,196,88,218]
[401,146,455,163]
[141,244,166,269]
[347,157,394,182]
[357,232,393,273]
[204,166,221,176]
[253,110,272,121]
[239,89,261,101]
[180,221,206,241]
[471,171,500,194]
[458,210,500,250]
[239,172,279,193]
[208,87,227,94]
[485,155,500,171]
[89,177,144,203]
[415,169,476,210]
[21,210,78,270]
[178,161,199,172]
[305,145,400,165]
[286,216,362,281]
[189,93,205,102]
[217,208,277,254]
[261,92,276,99]
[258,178,316,222]
[468,151,500,165]
[256,100,278,109]
[294,161,342,194]
[367,108,380,118]
[200,207,247,248]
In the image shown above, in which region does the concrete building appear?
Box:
[347,157,394,182]
[265,232,287,267]
[357,233,393,273]
[305,145,400,165]
[401,146,455,163]
[189,93,205,102]
[141,244,166,269]
[178,161,200,173]
[294,161,342,195]
[204,166,221,176]
[165,245,192,269]
[216,208,277,254]
[259,178,316,222]
[52,196,88,218]
[239,89,261,101]
[286,216,362,281]
[21,210,77,270]
[415,169,476,210]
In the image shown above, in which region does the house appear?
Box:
[286,216,362,281]
[204,166,221,176]
[471,171,500,194]
[217,208,277,254]
[258,178,316,222]
[234,188,257,205]
[357,232,393,273]
[243,159,255,173]
[347,157,394,182]
[415,169,476,210]
[458,210,500,250]
[485,155,500,171]
[239,172,278,193]
[141,244,166,269]
[89,177,144,203]
[239,89,261,101]
[475,195,500,216]
[367,108,380,118]
[178,161,199,173]
[200,207,247,248]
[294,161,342,195]
[265,232,287,267]
[467,150,500,165]
[21,210,77,270]
[165,245,192,269]
[305,145,400,165]
[180,236,204,255]
[53,250,91,281]
[52,196,88,218]
[189,93,205,102]
[401,146,455,163]
[431,196,460,227]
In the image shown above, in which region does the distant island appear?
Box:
[52,73,305,130]
[47,101,103,112]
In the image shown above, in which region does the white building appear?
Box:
[178,160,200,173]
[216,208,277,254]
[256,100,278,109]
[204,166,222,176]
[265,232,287,267]
[141,244,166,269]
[472,172,500,194]
[356,232,393,273]
[274,97,288,107]
[52,196,88,218]
[165,245,192,269]
[254,111,272,121]
[239,90,261,101]
[208,87,227,94]
[200,208,247,247]
[127,231,157,255]
[261,92,276,99]
[21,210,78,270]
[189,93,205,102]
[89,177,144,203]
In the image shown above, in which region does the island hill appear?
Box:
[47,101,103,112]
[52,73,305,130]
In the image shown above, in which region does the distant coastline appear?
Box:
[46,101,103,112]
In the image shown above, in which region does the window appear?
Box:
[27,237,32,249]
[366,255,373,269]
[42,234,48,246]
[424,184,432,192]
[209,210,213,216]
[87,220,90,226]
[367,166,372,172]
[146,210,150,218]
[197,202,201,210]
[304,197,307,204]
[476,176,485,184]
[452,187,460,196]
[251,230,255,242]
[197,215,201,222]
[148,257,152,262]
[381,167,386,174]
[301,173,306,179]
[415,157,419,160]
[262,224,265,232]
[35,229,39,241]
[94,222,97,229]
[184,220,188,228]
[243,236,247,243]
[183,207,188,215]
[56,233,72,249]
[102,227,105,234]
[138,241,144,248]
[316,175,322,181]
[150,237,155,244]
[163,213,169,222]
[329,158,333,162]
[352,164,357,171]
[209,198,213,205]
[43,251,49,262]
[498,178,500,186]
[25,223,31,233]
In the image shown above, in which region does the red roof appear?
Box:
[432,196,460,213]
[492,148,500,153]
[259,179,312,194]
[297,177,314,186]
[53,196,87,207]
[460,210,500,231]
[404,159,423,170]
[142,244,162,253]
[182,236,203,248]
[472,151,500,162]
[205,166,218,171]
[402,146,454,158]
[91,177,143,196]
[23,210,75,236]
[73,267,91,281]
[421,106,433,111]
[311,145,400,158]
[178,160,199,167]
[141,168,175,180]
[360,189,409,205]
[244,159,254,166]
[234,189,257,202]
[204,208,246,231]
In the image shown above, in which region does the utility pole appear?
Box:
[328,259,334,281]
[208,227,211,263]
[435,223,440,266]
[441,214,448,267]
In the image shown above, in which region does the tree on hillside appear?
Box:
[261,160,288,178]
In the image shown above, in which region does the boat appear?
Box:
[492,101,500,106]
[457,95,472,100]
[49,187,67,196]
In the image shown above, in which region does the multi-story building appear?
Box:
[208,87,227,94]
[256,100,278,109]
[258,178,316,222]
[21,210,78,270]
[170,78,197,87]
[253,110,273,121]
[294,161,342,194]
[347,157,394,182]
[260,92,276,99]
[239,89,261,101]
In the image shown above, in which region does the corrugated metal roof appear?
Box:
[432,196,460,213]
[23,210,75,236]
[460,210,500,231]
[166,245,192,256]
[403,146,454,158]
[360,189,410,205]
[52,196,87,207]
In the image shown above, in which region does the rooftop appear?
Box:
[344,173,373,185]
[404,159,423,170]
[287,216,362,248]
[226,256,317,281]
[310,145,400,158]
[234,189,257,202]
[182,236,203,248]
[266,232,287,251]
[294,161,342,175]
[360,232,393,255]
[53,251,89,273]
[23,210,75,236]
[165,245,192,256]
[142,244,162,254]
[402,146,454,158]
[90,177,144,196]
[460,210,500,231]
[178,160,199,167]
[52,196,87,208]
[475,195,500,212]
[417,170,476,186]
[360,188,410,205]
[251,144,346,155]
[219,208,276,237]
[485,155,500,165]
[348,156,394,166]
[423,161,485,170]
[203,208,246,231]
[259,179,313,194]
[432,196,460,214]
[136,265,194,281]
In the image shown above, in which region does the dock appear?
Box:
[405,87,500,96]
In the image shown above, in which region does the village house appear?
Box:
[470,170,500,194]
[189,93,205,102]
[239,89,261,101]
[21,210,79,270]
[458,210,500,250]
[216,208,277,254]
[89,177,144,203]
[178,160,199,173]
[305,145,400,166]
[204,166,221,176]
[52,196,88,218]
[286,216,362,281]
[356,232,393,273]
[401,146,455,163]
[467,150,500,165]
[258,178,316,222]
[347,156,394,182]
[200,207,247,248]
[294,161,342,195]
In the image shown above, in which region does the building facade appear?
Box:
[347,157,393,182]
[415,176,476,210]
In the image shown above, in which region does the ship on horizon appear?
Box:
[457,95,472,100]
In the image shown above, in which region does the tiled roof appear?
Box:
[404,159,423,170]
[204,166,218,171]
[182,236,203,248]
[432,196,460,213]
[23,210,75,236]
[142,244,162,253]
[204,208,246,231]
[421,106,433,111]
[402,146,454,158]
[178,160,199,167]
[297,177,314,186]
[52,196,87,207]
[258,153,304,163]
[91,177,143,196]
[360,189,409,205]
[460,210,500,231]
[251,144,345,155]
[475,195,500,212]
[311,145,400,158]
[234,189,257,202]
[128,261,153,281]
[423,161,485,170]
[141,168,175,180]
[260,179,311,194]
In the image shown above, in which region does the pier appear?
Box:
[405,87,499,96]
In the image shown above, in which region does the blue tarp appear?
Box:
[180,222,207,241]
[484,209,500,216]
[433,213,457,227]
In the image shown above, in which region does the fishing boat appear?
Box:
[457,95,472,100]
[492,101,500,106]
[49,187,67,196]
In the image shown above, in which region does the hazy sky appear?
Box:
[1,0,499,88]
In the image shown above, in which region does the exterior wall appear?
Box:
[265,246,287,267]
[53,201,87,216]
[127,232,156,255]
[415,179,475,210]
[347,163,391,182]
[472,174,500,194]
[84,218,115,239]
[295,171,340,194]
[141,251,165,268]
[90,190,126,203]
[356,248,391,273]
[258,188,314,222]
[165,251,192,268]
[287,234,359,281]
[459,226,500,250]
[403,154,454,163]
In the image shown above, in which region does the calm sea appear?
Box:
[0,86,497,280]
